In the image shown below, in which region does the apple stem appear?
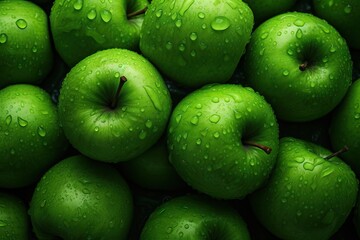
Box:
[127,6,148,18]
[111,76,127,109]
[299,61,308,71]
[244,141,272,154]
[324,146,349,160]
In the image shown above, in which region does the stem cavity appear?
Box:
[299,61,308,71]
[244,141,272,154]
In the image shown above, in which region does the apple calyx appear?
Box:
[110,76,127,109]
[324,146,349,160]
[299,61,309,71]
[127,6,148,19]
[244,141,272,154]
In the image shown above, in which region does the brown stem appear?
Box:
[299,61,308,71]
[127,6,148,18]
[111,76,127,109]
[324,146,349,160]
[244,141,272,154]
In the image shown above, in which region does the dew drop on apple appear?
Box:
[344,4,352,13]
[211,97,219,103]
[0,220,7,227]
[138,130,147,139]
[198,12,205,19]
[293,19,305,27]
[296,29,303,39]
[165,41,173,50]
[145,119,153,128]
[282,70,290,76]
[209,114,220,123]
[178,43,186,52]
[166,227,173,234]
[100,9,112,23]
[329,45,336,53]
[5,115,12,125]
[175,19,182,28]
[15,19,27,29]
[87,9,97,20]
[210,16,230,31]
[260,32,269,40]
[144,86,163,111]
[213,132,220,138]
[189,32,197,41]
[190,116,199,125]
[73,0,83,10]
[303,162,314,171]
[37,126,46,137]
[17,117,28,127]
[0,33,7,44]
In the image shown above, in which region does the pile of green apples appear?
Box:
[1,0,360,239]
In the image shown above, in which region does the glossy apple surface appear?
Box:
[168,84,279,199]
[244,12,352,122]
[58,48,172,163]
[140,194,251,240]
[140,0,254,88]
[250,137,358,240]
[0,0,53,88]
[0,84,68,188]
[29,155,133,239]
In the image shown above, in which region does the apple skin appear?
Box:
[0,84,68,188]
[243,12,352,122]
[329,78,360,176]
[167,84,279,199]
[139,0,254,88]
[118,135,186,191]
[250,137,359,240]
[140,194,251,240]
[0,193,30,239]
[58,48,172,163]
[50,0,148,66]
[243,0,297,24]
[0,0,53,88]
[313,0,360,50]
[28,155,133,239]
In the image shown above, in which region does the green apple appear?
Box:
[244,12,352,122]
[29,155,133,239]
[329,78,360,175]
[250,137,359,240]
[243,0,297,24]
[167,84,279,199]
[0,0,53,89]
[118,135,186,191]
[139,0,254,88]
[50,0,148,66]
[353,192,360,237]
[140,194,250,240]
[58,48,172,163]
[0,192,30,239]
[313,0,360,49]
[0,84,68,188]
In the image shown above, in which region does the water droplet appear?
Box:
[260,32,269,39]
[189,32,197,41]
[295,157,305,163]
[287,49,294,56]
[0,33,7,44]
[73,0,83,10]
[40,199,47,208]
[329,45,336,53]
[303,162,314,171]
[175,19,182,28]
[94,126,99,132]
[355,113,360,119]
[282,70,290,76]
[17,117,28,127]
[37,126,46,137]
[296,29,303,39]
[155,9,163,18]
[175,114,182,123]
[144,86,162,111]
[209,114,220,123]
[294,19,305,27]
[344,4,352,13]
[16,19,27,29]
[82,188,90,194]
[167,227,173,233]
[5,115,12,125]
[139,130,147,139]
[190,50,196,57]
[10,148,15,155]
[196,138,202,145]
[179,0,195,16]
[87,9,97,20]
[234,110,242,119]
[178,43,186,52]
[145,120,153,128]
[0,220,7,227]
[165,41,173,50]
[213,132,220,138]
[190,116,199,125]
[100,10,112,23]
[211,97,219,103]
[211,16,230,31]
[198,12,205,19]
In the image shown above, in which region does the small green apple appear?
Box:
[29,155,133,239]
[140,194,251,240]
[58,48,172,163]
[329,78,360,175]
[250,137,359,240]
[244,12,352,122]
[0,192,30,239]
[243,0,297,24]
[118,135,186,191]
[0,84,68,188]
[139,0,254,88]
[0,0,53,88]
[50,0,149,66]
[313,0,360,49]
[168,84,279,199]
